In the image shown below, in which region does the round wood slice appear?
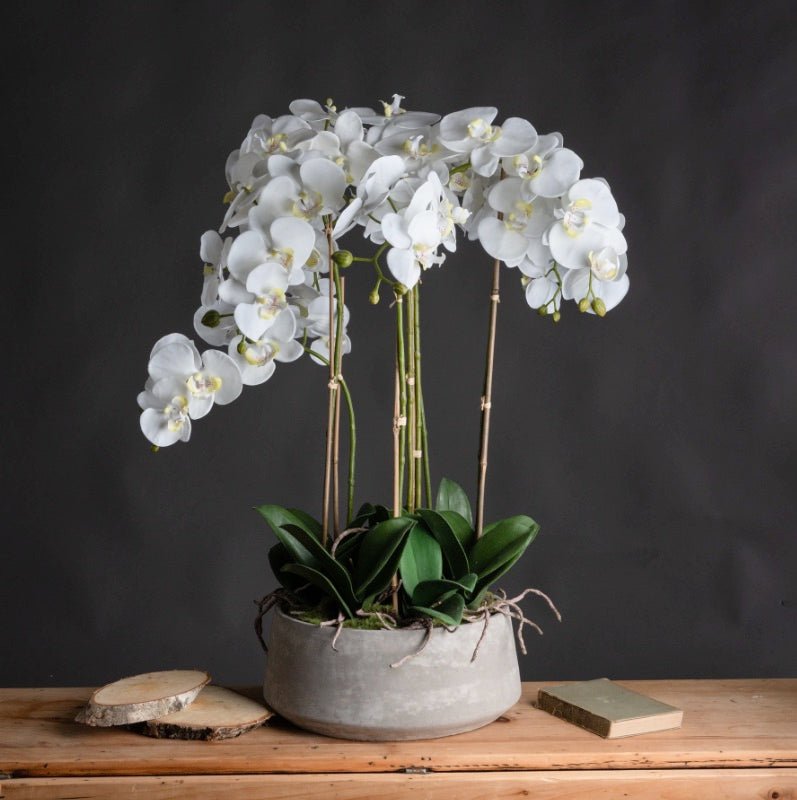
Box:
[76,670,210,727]
[132,686,273,740]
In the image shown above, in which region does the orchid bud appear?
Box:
[553,311,561,323]
[332,250,354,268]
[237,339,247,354]
[591,297,607,317]
[369,288,380,305]
[151,445,160,453]
[394,284,407,297]
[537,306,548,316]
[201,310,221,328]
[578,298,590,313]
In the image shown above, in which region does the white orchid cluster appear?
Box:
[139,95,629,447]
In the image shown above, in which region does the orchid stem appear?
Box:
[321,221,336,547]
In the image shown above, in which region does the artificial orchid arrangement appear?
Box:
[138,95,628,635]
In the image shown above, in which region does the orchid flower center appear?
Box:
[292,190,323,219]
[402,135,436,158]
[588,247,620,281]
[243,340,278,367]
[186,372,222,398]
[560,198,592,237]
[269,247,295,270]
[256,287,287,320]
[449,171,471,193]
[381,94,405,118]
[514,154,543,180]
[413,242,437,269]
[505,200,534,232]
[163,396,189,432]
[467,118,501,144]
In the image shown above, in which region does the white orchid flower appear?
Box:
[546,179,627,270]
[138,377,193,446]
[234,262,292,341]
[439,107,537,177]
[257,159,346,224]
[239,113,313,159]
[199,230,233,307]
[477,178,556,266]
[561,250,630,314]
[502,133,584,200]
[381,176,446,289]
[332,155,406,238]
[228,308,303,386]
[227,217,315,292]
[146,335,243,421]
[193,301,237,347]
[518,258,562,313]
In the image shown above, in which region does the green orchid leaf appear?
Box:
[268,541,310,592]
[350,503,391,529]
[285,508,322,539]
[438,510,475,551]
[410,593,465,627]
[281,563,355,619]
[256,504,319,547]
[353,517,415,599]
[280,523,358,611]
[415,509,470,578]
[435,478,473,527]
[399,525,443,598]
[469,515,539,598]
[411,579,468,608]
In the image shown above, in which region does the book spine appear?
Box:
[537,691,612,738]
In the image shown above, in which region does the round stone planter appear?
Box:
[263,608,521,741]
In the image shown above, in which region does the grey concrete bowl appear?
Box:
[263,609,521,740]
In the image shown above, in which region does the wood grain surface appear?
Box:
[2,769,795,800]
[1,680,795,781]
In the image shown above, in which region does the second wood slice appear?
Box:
[133,686,273,740]
[76,670,210,727]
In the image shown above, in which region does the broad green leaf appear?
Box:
[282,564,355,619]
[353,517,415,599]
[399,526,443,598]
[286,508,322,539]
[411,579,469,608]
[268,542,310,592]
[438,510,475,551]
[350,503,391,529]
[435,478,473,527]
[281,524,358,611]
[469,515,539,599]
[256,504,319,545]
[410,593,465,627]
[416,509,470,579]
[469,515,539,577]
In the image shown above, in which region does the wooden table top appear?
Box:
[1,679,795,778]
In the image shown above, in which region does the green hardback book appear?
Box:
[537,678,683,738]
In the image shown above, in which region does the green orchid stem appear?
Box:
[332,263,346,533]
[449,160,472,175]
[395,295,407,509]
[303,346,356,526]
[414,287,432,506]
[406,287,417,512]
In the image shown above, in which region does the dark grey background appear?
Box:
[2,0,795,686]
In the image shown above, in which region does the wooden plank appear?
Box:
[2,768,795,799]
[1,680,795,777]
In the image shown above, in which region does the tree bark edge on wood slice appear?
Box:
[76,670,211,727]
[130,686,274,741]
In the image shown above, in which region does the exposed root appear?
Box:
[330,526,367,557]
[390,619,433,668]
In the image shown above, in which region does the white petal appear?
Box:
[407,210,441,248]
[594,273,630,311]
[228,230,268,283]
[234,303,270,340]
[199,230,223,264]
[274,339,304,363]
[491,117,537,157]
[201,350,243,405]
[477,217,529,263]
[140,408,185,447]
[525,276,556,308]
[268,308,297,342]
[246,262,290,293]
[386,247,421,289]
[187,394,214,420]
[471,146,500,177]
[487,178,524,214]
[332,197,363,238]
[334,109,364,148]
[439,106,498,144]
[149,342,199,382]
[549,223,626,269]
[270,217,316,268]
[381,213,411,249]
[257,175,298,220]
[530,149,583,198]
[300,159,346,212]
[561,268,590,301]
[567,179,620,227]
